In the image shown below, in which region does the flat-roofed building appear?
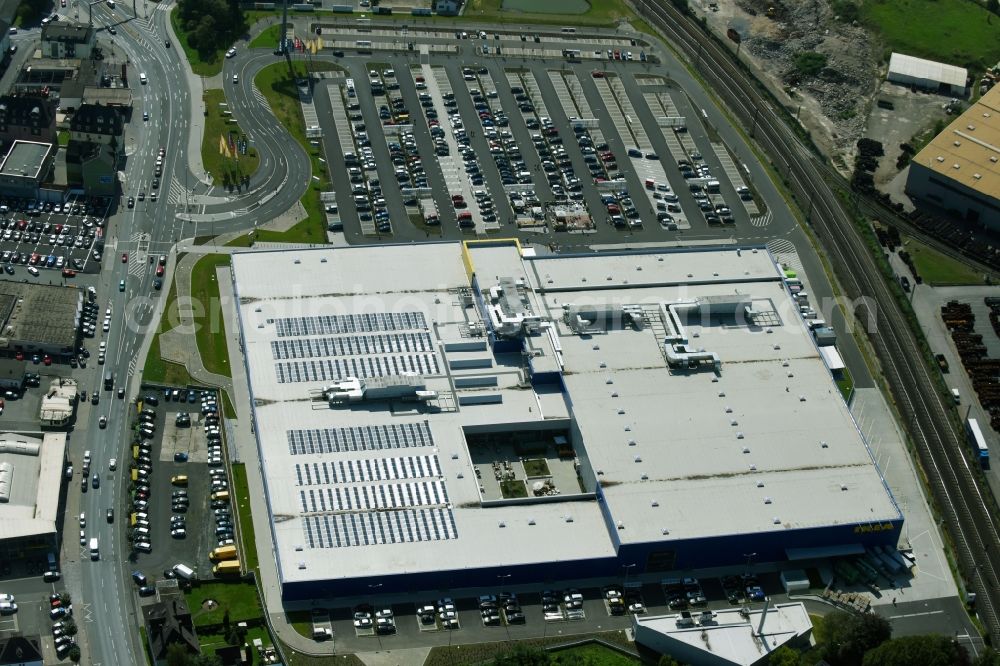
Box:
[0,140,53,198]
[231,242,902,600]
[633,602,813,666]
[40,21,95,59]
[906,84,1000,228]
[0,432,67,561]
[0,280,82,356]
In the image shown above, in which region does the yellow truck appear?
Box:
[210,545,238,562]
[213,559,241,576]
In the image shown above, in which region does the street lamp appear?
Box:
[368,583,383,649]
[497,574,512,644]
[622,563,636,588]
[743,552,757,580]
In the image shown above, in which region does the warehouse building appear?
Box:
[231,242,903,600]
[0,432,67,562]
[887,52,967,96]
[905,84,1000,229]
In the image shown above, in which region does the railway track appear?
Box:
[633,0,1000,637]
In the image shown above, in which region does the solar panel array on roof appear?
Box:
[287,421,434,455]
[298,479,450,513]
[270,332,434,359]
[294,455,441,485]
[275,312,427,337]
[274,353,439,383]
[303,508,458,548]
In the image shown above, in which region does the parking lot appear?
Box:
[301,570,791,650]
[125,387,231,593]
[0,195,111,280]
[317,49,762,242]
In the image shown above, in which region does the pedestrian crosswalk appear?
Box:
[167,179,184,205]
[127,232,150,276]
[750,210,772,227]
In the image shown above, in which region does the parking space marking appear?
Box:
[461,69,513,230]
[424,65,486,233]
[710,142,761,217]
[328,82,380,236]
[642,91,687,159]
[607,76,650,150]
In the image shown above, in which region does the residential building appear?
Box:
[0,94,57,147]
[142,596,200,665]
[0,635,43,666]
[40,22,95,60]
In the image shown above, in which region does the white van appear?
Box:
[173,563,197,580]
[89,538,99,560]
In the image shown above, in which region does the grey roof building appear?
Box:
[142,595,200,664]
[0,635,42,666]
[230,241,903,601]
[0,280,82,355]
[40,21,95,59]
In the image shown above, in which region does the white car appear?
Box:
[171,528,186,538]
[109,458,117,471]
[0,594,14,603]
[79,530,86,545]
[225,47,237,58]
[79,512,85,527]
[27,266,38,277]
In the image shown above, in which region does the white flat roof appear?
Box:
[0,432,66,542]
[818,345,845,371]
[888,52,967,87]
[231,243,900,586]
[634,602,812,666]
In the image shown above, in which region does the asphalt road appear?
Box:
[58,1,207,663]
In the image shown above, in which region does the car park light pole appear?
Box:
[622,562,636,588]
[743,552,756,581]
[497,574,512,642]
[367,583,383,649]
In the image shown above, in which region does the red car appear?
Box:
[122,253,128,263]
[155,266,164,277]
[14,352,23,361]
[62,268,76,278]
[592,71,605,78]
[43,355,52,366]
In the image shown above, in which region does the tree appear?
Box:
[862,634,969,666]
[493,644,549,665]
[823,611,891,666]
[770,645,803,666]
[658,656,683,666]
[193,655,223,666]
[830,0,860,22]
[793,51,829,78]
[166,644,191,666]
[68,645,81,663]
[975,648,1000,666]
